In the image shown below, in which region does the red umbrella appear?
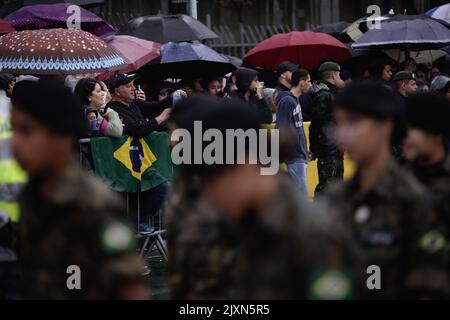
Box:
[0,19,15,34]
[244,31,351,71]
[97,35,161,79]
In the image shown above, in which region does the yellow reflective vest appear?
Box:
[0,94,27,222]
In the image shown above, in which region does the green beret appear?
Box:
[393,71,416,82]
[318,62,341,73]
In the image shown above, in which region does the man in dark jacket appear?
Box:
[106,74,172,234]
[309,62,346,197]
[275,69,312,196]
[229,68,272,124]
[107,74,172,139]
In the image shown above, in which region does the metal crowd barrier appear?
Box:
[78,138,168,264]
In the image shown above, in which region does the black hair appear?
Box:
[291,69,310,87]
[405,93,450,141]
[368,59,393,79]
[11,79,87,137]
[74,78,100,106]
[201,77,222,91]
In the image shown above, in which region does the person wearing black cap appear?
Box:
[9,80,147,299]
[310,80,435,299]
[107,74,180,234]
[106,73,173,139]
[401,93,450,299]
[275,69,312,195]
[229,67,272,124]
[275,60,299,93]
[309,61,346,198]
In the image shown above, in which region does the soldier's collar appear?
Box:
[349,160,400,199]
[47,160,84,205]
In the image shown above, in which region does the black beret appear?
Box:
[405,93,450,138]
[11,79,87,137]
[335,80,401,120]
[393,71,415,82]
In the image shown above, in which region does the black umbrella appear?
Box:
[352,14,450,51]
[23,0,105,6]
[121,14,218,43]
[140,41,235,80]
[312,21,350,36]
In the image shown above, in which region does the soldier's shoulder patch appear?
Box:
[308,269,353,300]
[100,220,135,254]
[419,230,448,254]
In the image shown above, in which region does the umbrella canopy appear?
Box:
[0,28,126,75]
[312,21,350,36]
[5,3,115,36]
[220,54,242,68]
[426,3,450,23]
[23,0,105,6]
[0,19,15,34]
[121,14,218,43]
[383,49,447,64]
[142,41,235,79]
[341,14,393,42]
[243,31,351,71]
[352,15,450,51]
[97,35,161,80]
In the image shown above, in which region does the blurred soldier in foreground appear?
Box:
[10,80,147,299]
[312,81,433,299]
[402,93,450,298]
[167,96,314,299]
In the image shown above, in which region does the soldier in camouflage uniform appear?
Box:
[10,80,147,299]
[167,96,313,299]
[309,81,436,299]
[309,62,346,198]
[401,93,450,298]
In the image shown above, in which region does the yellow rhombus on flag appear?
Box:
[113,137,157,181]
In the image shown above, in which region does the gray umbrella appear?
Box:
[352,14,450,51]
[121,14,218,44]
[313,21,350,35]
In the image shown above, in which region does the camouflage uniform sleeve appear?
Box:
[301,202,354,299]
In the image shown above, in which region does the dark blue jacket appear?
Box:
[275,91,308,164]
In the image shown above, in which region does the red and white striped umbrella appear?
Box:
[0,28,126,75]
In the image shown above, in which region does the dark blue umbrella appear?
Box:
[121,14,218,43]
[142,41,236,79]
[352,14,450,51]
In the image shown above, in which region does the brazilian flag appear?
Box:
[90,132,177,193]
